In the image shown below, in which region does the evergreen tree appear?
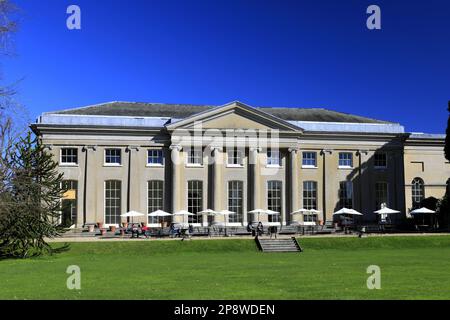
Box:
[439,101,450,230]
[0,132,68,258]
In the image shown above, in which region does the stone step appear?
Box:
[256,237,302,253]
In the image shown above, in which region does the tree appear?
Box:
[0,133,68,258]
[440,101,450,230]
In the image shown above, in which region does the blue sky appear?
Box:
[2,0,450,133]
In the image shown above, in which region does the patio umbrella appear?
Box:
[265,210,280,225]
[410,207,435,226]
[120,210,145,224]
[217,210,235,236]
[374,207,400,223]
[290,208,310,214]
[248,209,266,222]
[410,207,435,214]
[198,209,218,215]
[198,209,217,225]
[173,210,194,226]
[290,209,310,225]
[148,210,172,227]
[333,208,362,227]
[332,208,363,216]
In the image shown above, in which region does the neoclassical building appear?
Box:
[31,101,449,227]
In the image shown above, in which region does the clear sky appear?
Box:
[2,0,450,133]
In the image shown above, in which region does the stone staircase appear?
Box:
[256,237,303,253]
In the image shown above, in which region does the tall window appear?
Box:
[188,180,203,223]
[105,180,121,225]
[61,148,78,164]
[105,148,121,165]
[267,180,282,222]
[228,181,243,223]
[187,149,203,165]
[374,152,387,168]
[302,152,317,167]
[339,181,353,209]
[227,149,243,166]
[375,182,388,210]
[148,180,164,224]
[411,178,425,209]
[61,180,78,227]
[147,150,163,165]
[303,181,317,210]
[267,150,281,166]
[339,152,353,168]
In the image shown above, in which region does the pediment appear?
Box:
[166,101,302,132]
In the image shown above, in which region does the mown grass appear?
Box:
[1,236,450,300]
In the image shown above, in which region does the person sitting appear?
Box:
[257,222,264,237]
[170,223,180,238]
[141,222,150,238]
[269,226,278,239]
[247,222,255,236]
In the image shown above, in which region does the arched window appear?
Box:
[411,178,425,209]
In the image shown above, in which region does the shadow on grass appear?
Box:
[0,242,71,261]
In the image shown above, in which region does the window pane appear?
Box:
[105,180,121,224]
[339,181,353,209]
[267,150,281,166]
[147,150,163,165]
[228,181,243,223]
[339,153,353,167]
[374,152,387,168]
[105,149,121,164]
[188,180,203,223]
[302,152,316,166]
[188,149,203,165]
[267,181,282,222]
[411,178,424,209]
[61,148,78,164]
[303,181,317,210]
[148,180,164,224]
[61,180,78,226]
[375,182,388,210]
[227,149,243,165]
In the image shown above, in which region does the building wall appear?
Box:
[404,143,450,211]
[38,129,447,227]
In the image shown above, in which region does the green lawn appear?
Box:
[1,236,450,299]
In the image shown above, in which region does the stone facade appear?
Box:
[31,101,449,227]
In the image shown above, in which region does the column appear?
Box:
[288,147,299,225]
[249,147,261,210]
[320,149,332,223]
[125,146,139,214]
[169,145,182,214]
[212,146,223,226]
[81,145,96,226]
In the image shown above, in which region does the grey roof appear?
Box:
[49,101,394,124]
[409,133,446,139]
